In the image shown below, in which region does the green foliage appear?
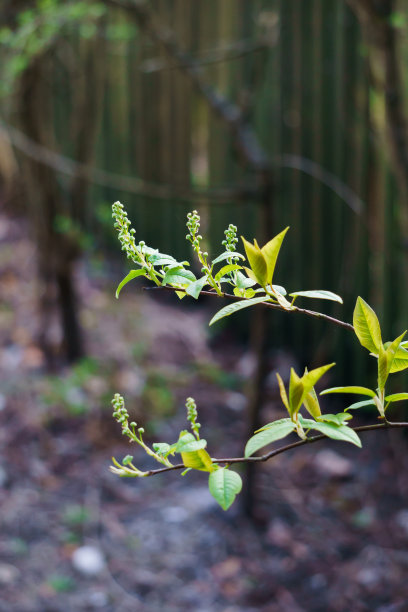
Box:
[0,0,107,96]
[109,204,408,510]
[323,298,408,418]
[208,468,242,511]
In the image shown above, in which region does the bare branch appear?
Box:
[103,0,270,173]
[0,121,256,203]
[140,38,268,73]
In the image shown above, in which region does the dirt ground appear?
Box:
[1,213,408,612]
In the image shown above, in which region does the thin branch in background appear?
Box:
[140,38,269,73]
[0,121,256,203]
[274,154,365,215]
[104,0,271,173]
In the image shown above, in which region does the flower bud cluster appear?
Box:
[186,210,202,251]
[186,396,201,438]
[222,223,238,251]
[112,201,139,263]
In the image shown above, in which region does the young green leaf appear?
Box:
[301,363,335,396]
[255,417,294,433]
[353,297,382,354]
[289,368,304,416]
[378,344,391,391]
[211,251,245,265]
[276,373,290,411]
[214,264,242,282]
[383,332,407,375]
[185,276,208,299]
[389,346,408,373]
[235,270,256,289]
[244,421,295,457]
[272,284,287,296]
[241,237,268,285]
[289,290,343,304]
[321,386,376,398]
[208,468,242,510]
[116,269,146,298]
[261,226,289,286]
[175,432,207,453]
[298,416,362,447]
[317,413,352,426]
[345,399,376,411]
[303,390,321,419]
[181,448,214,472]
[162,267,196,287]
[209,296,271,326]
[148,253,178,267]
[385,393,408,403]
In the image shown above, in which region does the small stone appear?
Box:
[0,563,20,584]
[314,449,353,478]
[0,466,7,488]
[223,392,246,412]
[395,509,408,536]
[87,590,109,608]
[71,546,105,576]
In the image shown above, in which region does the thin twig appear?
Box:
[143,286,355,332]
[0,121,256,203]
[139,421,408,477]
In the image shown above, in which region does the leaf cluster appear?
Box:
[109,203,408,511]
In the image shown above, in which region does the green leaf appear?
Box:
[321,386,376,398]
[276,373,290,411]
[381,331,407,388]
[162,267,196,287]
[181,448,214,471]
[289,368,304,416]
[353,297,382,354]
[298,416,362,447]
[301,363,335,396]
[185,276,208,299]
[241,237,268,285]
[209,296,271,326]
[289,290,343,304]
[208,468,242,510]
[255,417,294,433]
[116,269,146,298]
[235,271,256,289]
[272,284,287,296]
[212,251,245,265]
[378,344,391,391]
[175,432,207,453]
[303,390,321,419]
[152,443,171,456]
[345,399,376,411]
[245,421,294,457]
[261,227,289,286]
[148,253,178,267]
[214,264,242,282]
[389,346,408,373]
[317,413,352,425]
[385,393,408,403]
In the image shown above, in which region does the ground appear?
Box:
[1,212,408,611]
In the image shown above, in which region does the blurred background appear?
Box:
[2,1,408,610]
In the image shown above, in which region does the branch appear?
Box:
[140,420,408,477]
[140,38,268,73]
[0,121,256,203]
[143,286,355,332]
[104,0,270,173]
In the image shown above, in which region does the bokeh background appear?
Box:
[1,1,408,611]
